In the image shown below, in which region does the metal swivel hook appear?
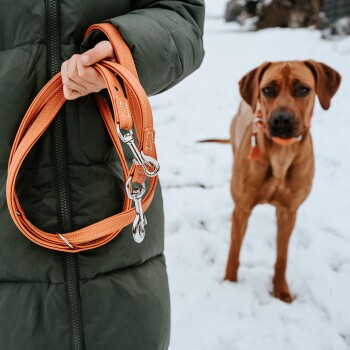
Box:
[132,211,147,243]
[117,124,160,177]
[133,152,160,177]
[125,177,147,243]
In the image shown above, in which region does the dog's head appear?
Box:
[239,61,341,140]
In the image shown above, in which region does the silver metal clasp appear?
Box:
[126,177,147,243]
[135,151,160,177]
[116,124,134,143]
[132,199,148,244]
[116,124,160,177]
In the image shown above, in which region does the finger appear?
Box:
[76,59,105,92]
[61,60,69,85]
[63,85,83,100]
[81,40,114,66]
[62,57,98,92]
[66,55,89,93]
[62,61,85,94]
[67,56,104,92]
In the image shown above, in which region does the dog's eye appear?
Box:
[295,85,310,97]
[262,86,275,96]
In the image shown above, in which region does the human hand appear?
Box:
[61,40,116,100]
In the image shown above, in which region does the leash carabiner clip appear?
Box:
[125,177,147,243]
[133,151,160,177]
[116,124,160,177]
[125,176,146,200]
[132,209,147,244]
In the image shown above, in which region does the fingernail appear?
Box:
[81,54,90,64]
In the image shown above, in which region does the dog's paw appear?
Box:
[224,272,238,282]
[274,286,294,303]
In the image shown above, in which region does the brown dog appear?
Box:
[223,61,341,303]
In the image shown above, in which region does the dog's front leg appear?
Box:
[224,206,252,282]
[273,207,297,303]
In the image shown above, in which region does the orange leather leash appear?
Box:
[6,23,160,252]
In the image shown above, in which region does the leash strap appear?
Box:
[6,23,159,252]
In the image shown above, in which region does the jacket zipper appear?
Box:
[46,1,85,349]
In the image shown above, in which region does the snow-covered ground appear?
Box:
[150,5,350,350]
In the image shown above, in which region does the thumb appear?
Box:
[81,40,114,66]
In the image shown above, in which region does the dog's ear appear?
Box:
[239,62,271,112]
[304,60,341,110]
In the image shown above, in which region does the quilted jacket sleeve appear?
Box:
[80,0,205,96]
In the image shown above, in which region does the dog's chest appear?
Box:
[257,155,311,208]
[259,175,294,206]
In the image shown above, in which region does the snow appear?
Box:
[150,10,350,350]
[206,0,228,18]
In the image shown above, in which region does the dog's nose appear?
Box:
[269,110,295,138]
[271,111,292,127]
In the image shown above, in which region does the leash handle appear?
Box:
[6,23,159,252]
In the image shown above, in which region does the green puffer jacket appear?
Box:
[0,1,204,349]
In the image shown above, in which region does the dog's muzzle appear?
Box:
[268,110,298,139]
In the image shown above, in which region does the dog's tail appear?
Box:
[197,138,231,144]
